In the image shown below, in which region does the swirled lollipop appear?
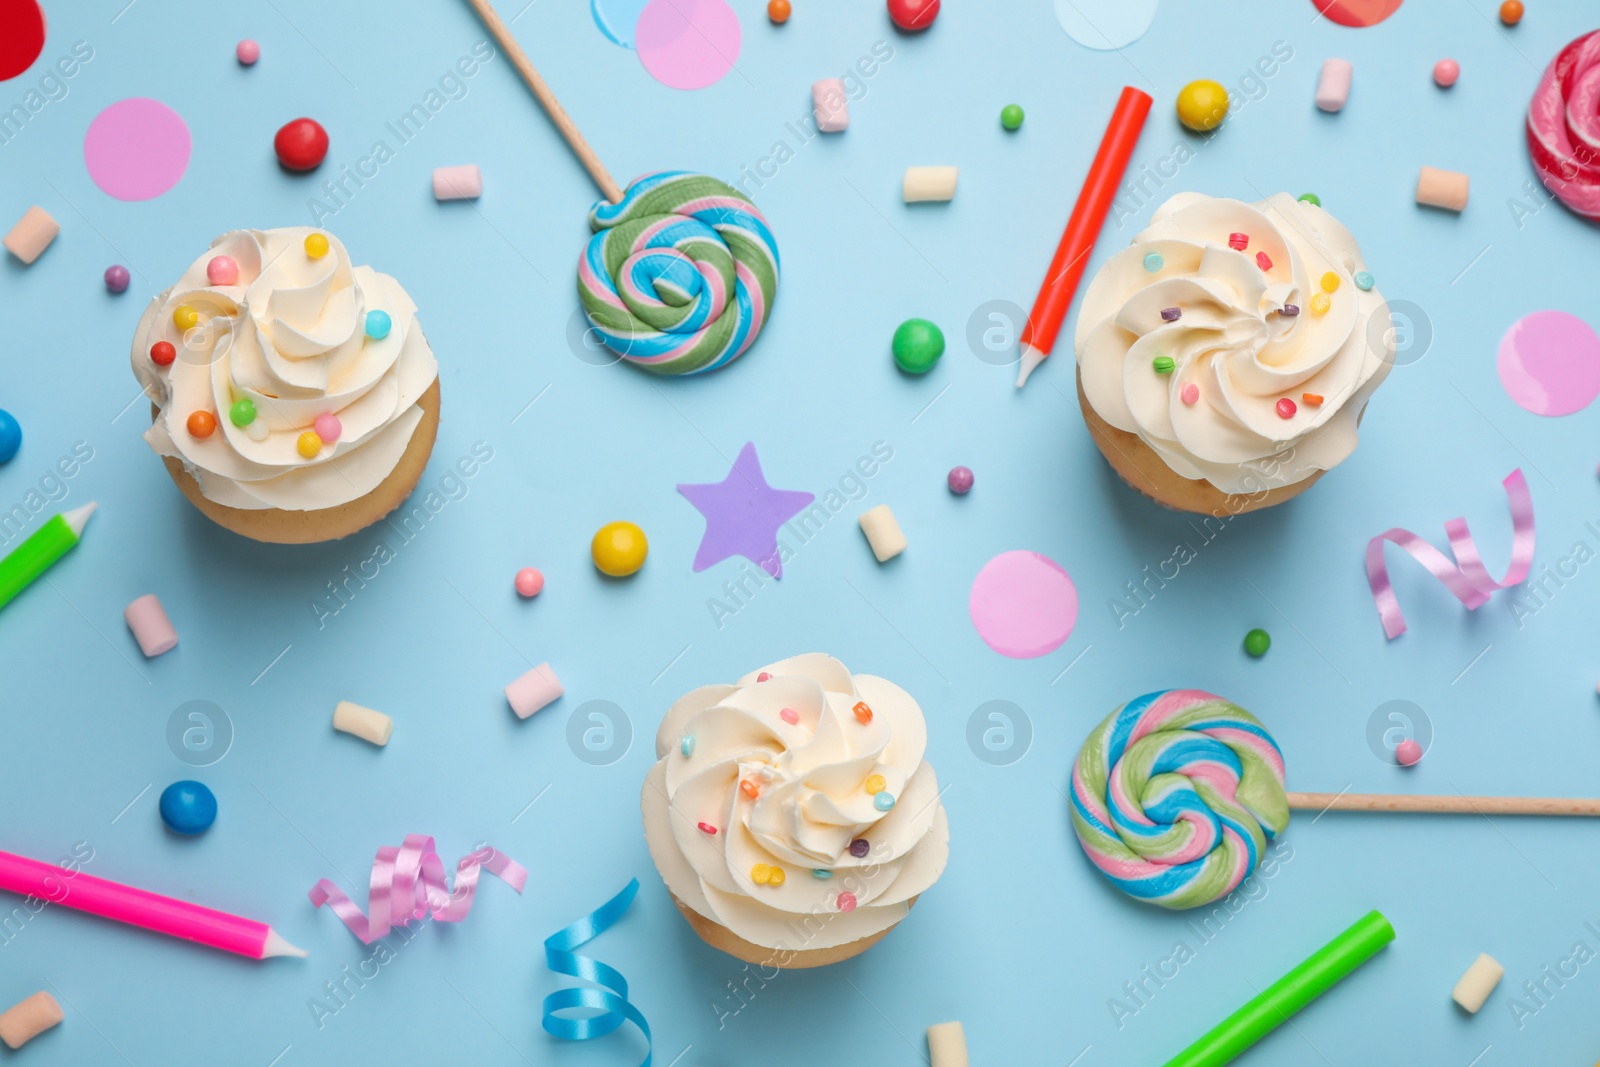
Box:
[579,172,779,374]
[1527,29,1600,223]
[464,0,779,375]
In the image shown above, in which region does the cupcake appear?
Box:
[1075,192,1391,514]
[131,228,439,543]
[642,654,950,968]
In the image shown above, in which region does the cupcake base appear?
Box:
[157,379,441,544]
[1078,371,1320,515]
[669,892,912,969]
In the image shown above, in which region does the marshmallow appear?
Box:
[506,662,563,719]
[1416,166,1470,212]
[1315,58,1352,112]
[902,166,959,203]
[858,504,907,562]
[927,1021,969,1067]
[4,206,59,265]
[432,164,483,201]
[333,701,393,747]
[812,78,849,133]
[124,594,178,657]
[0,991,62,1050]
[1452,953,1504,1013]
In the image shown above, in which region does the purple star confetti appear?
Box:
[677,442,814,578]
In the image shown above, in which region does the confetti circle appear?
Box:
[1311,0,1403,27]
[1053,0,1158,51]
[83,98,191,201]
[0,0,46,81]
[969,550,1079,658]
[591,0,652,47]
[636,0,741,90]
[1497,310,1600,417]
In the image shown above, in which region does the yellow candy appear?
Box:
[1320,271,1340,293]
[296,431,322,458]
[172,304,199,330]
[1310,292,1331,316]
[750,864,771,885]
[304,232,329,259]
[865,774,886,795]
[591,521,649,577]
[1176,80,1230,132]
[767,867,786,886]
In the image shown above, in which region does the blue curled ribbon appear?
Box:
[542,878,652,1067]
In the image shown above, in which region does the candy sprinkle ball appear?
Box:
[1176,79,1230,132]
[1244,627,1271,657]
[1499,0,1523,24]
[1001,104,1025,131]
[591,521,648,577]
[514,567,544,598]
[767,0,790,22]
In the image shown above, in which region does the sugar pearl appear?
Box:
[207,255,239,286]
[313,413,342,442]
[515,567,545,598]
[837,892,858,912]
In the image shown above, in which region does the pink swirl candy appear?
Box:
[1527,30,1600,223]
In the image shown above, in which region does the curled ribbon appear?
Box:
[1366,470,1536,640]
[308,834,527,944]
[542,879,652,1067]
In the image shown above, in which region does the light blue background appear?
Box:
[2,0,1598,1064]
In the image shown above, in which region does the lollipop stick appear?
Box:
[1287,792,1600,816]
[461,0,624,204]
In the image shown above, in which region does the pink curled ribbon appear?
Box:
[1366,470,1535,640]
[308,835,527,944]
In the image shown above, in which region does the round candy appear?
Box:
[1070,690,1289,909]
[236,39,260,65]
[1394,738,1423,766]
[186,410,216,439]
[1526,30,1600,222]
[1243,627,1271,656]
[103,264,130,294]
[1499,0,1523,24]
[207,255,239,286]
[150,341,176,367]
[364,310,391,339]
[1176,79,1230,132]
[229,398,256,427]
[1000,103,1025,131]
[274,117,329,171]
[892,318,945,374]
[887,0,939,31]
[579,172,779,375]
[1433,58,1460,87]
[767,0,791,22]
[173,305,199,331]
[159,780,218,836]
[304,232,329,259]
[515,567,545,598]
[591,521,648,577]
[313,413,341,442]
[1298,192,1321,206]
[947,465,974,494]
[0,410,20,464]
[296,431,322,458]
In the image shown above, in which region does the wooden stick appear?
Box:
[1287,792,1600,817]
[461,0,624,204]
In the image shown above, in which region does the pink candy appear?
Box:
[124,594,178,657]
[514,567,544,598]
[812,78,849,133]
[1315,58,1353,112]
[236,39,260,65]
[779,707,799,724]
[206,255,239,286]
[1526,30,1600,222]
[432,164,483,201]
[1433,58,1460,87]
[313,413,341,442]
[1395,739,1423,766]
[1180,383,1199,406]
[505,662,563,719]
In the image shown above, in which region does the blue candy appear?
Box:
[364,310,392,339]
[0,409,20,465]
[159,780,217,835]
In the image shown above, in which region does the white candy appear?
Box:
[1315,58,1352,112]
[333,701,393,747]
[858,504,906,562]
[812,78,849,133]
[902,166,959,203]
[1452,953,1504,1013]
[927,1021,969,1067]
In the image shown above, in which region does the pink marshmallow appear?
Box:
[432,164,483,201]
[124,594,178,657]
[4,206,59,265]
[505,662,562,719]
[1315,58,1352,113]
[812,78,849,133]
[0,991,62,1050]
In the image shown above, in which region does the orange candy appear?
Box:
[767,0,791,22]
[1302,393,1325,406]
[739,779,760,799]
[186,411,216,438]
[853,701,873,725]
[1499,0,1523,24]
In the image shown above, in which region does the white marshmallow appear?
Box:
[1315,58,1352,112]
[1452,953,1504,1013]
[858,504,906,562]
[333,701,393,747]
[902,166,959,203]
[432,164,483,200]
[927,1021,969,1067]
[812,78,849,133]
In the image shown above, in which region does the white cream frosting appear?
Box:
[131,227,438,511]
[1076,192,1392,494]
[643,654,950,953]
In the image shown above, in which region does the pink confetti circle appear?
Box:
[83,98,191,201]
[635,0,741,91]
[969,550,1079,659]
[1497,310,1600,417]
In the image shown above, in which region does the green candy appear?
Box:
[1000,104,1024,131]
[229,399,256,427]
[1152,355,1175,374]
[1297,192,1321,207]
[1244,628,1272,657]
[892,318,944,374]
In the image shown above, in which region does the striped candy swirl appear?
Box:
[1526,30,1600,223]
[578,172,780,375]
[1070,689,1289,910]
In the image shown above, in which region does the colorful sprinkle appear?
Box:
[245,420,269,442]
[1244,628,1272,656]
[1180,383,1200,406]
[751,864,772,885]
[1228,232,1249,251]
[186,411,216,438]
[1310,292,1331,316]
[853,701,873,725]
[757,672,772,682]
[864,773,886,794]
[767,867,786,886]
[1280,304,1300,317]
[767,0,791,22]
[698,821,718,835]
[207,255,239,286]
[297,431,322,458]
[779,708,799,725]
[172,304,199,331]
[1276,398,1297,419]
[1160,307,1182,322]
[947,466,974,494]
[837,892,858,912]
[1143,252,1164,273]
[104,265,130,293]
[812,868,832,879]
[680,735,695,757]
[1255,251,1273,272]
[1152,355,1175,374]
[304,232,329,258]
[849,839,870,858]
[514,568,544,597]
[150,341,176,366]
[874,792,896,811]
[365,310,392,339]
[1499,0,1522,25]
[1302,392,1324,406]
[1320,271,1341,293]
[739,779,760,799]
[229,399,256,427]
[313,413,342,442]
[1298,192,1321,206]
[1000,103,1025,131]
[1395,738,1423,766]
[1354,270,1374,291]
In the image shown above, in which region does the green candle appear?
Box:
[1162,910,1395,1067]
[0,503,97,611]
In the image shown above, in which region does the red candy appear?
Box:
[1276,397,1297,419]
[1228,232,1249,250]
[274,117,329,171]
[887,0,939,31]
[1255,251,1273,271]
[150,340,176,366]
